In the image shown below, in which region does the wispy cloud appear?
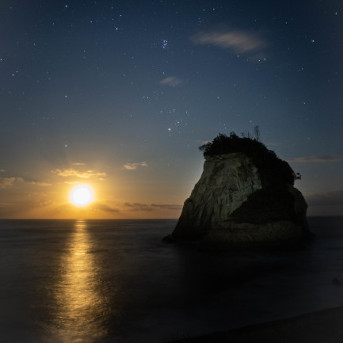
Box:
[0,173,51,189]
[124,202,153,212]
[29,181,51,187]
[92,202,120,213]
[191,27,268,55]
[122,162,148,171]
[0,177,23,189]
[160,76,182,87]
[288,155,341,163]
[124,202,182,212]
[51,168,106,179]
[151,204,182,210]
[63,181,81,185]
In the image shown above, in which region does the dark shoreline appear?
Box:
[168,306,343,342]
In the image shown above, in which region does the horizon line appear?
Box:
[0,216,342,221]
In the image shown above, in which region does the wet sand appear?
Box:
[170,306,343,342]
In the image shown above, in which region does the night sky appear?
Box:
[1,0,342,218]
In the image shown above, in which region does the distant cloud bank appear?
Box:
[123,162,148,170]
[0,174,51,189]
[0,176,23,189]
[124,202,152,211]
[191,27,268,55]
[124,202,182,212]
[288,155,341,163]
[151,203,182,210]
[92,202,119,213]
[306,190,343,207]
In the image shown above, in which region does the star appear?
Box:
[162,40,168,49]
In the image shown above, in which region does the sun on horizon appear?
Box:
[69,185,94,207]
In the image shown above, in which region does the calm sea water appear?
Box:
[1,217,343,343]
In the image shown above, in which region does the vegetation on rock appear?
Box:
[199,129,297,187]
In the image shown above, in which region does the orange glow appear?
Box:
[69,185,94,207]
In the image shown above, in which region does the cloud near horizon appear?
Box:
[51,168,106,179]
[151,203,182,210]
[288,155,341,163]
[160,76,183,87]
[122,162,148,170]
[92,202,120,213]
[306,190,343,207]
[191,27,268,55]
[124,202,152,211]
[124,202,182,212]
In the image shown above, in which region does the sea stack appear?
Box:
[166,132,311,247]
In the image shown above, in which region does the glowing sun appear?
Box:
[70,185,94,207]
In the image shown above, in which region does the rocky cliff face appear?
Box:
[168,148,310,247]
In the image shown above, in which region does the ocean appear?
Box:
[0,217,343,343]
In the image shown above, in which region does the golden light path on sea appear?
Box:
[50,220,109,342]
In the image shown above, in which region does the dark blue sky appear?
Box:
[0,0,342,218]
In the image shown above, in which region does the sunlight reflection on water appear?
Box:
[50,220,109,343]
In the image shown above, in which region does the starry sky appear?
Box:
[0,0,343,219]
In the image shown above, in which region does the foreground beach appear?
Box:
[170,306,343,342]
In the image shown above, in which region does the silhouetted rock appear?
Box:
[167,133,311,248]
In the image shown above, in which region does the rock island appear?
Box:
[166,131,311,247]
